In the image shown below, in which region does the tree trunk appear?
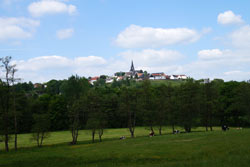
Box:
[14,94,17,151]
[4,133,9,152]
[40,132,44,147]
[99,129,103,142]
[36,133,40,147]
[159,125,162,135]
[129,127,134,138]
[172,124,175,134]
[14,133,17,151]
[150,125,154,133]
[92,129,95,143]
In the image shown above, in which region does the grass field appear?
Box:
[1,127,250,167]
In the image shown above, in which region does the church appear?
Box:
[114,61,145,79]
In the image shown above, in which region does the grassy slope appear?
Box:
[1,127,250,167]
[150,79,184,86]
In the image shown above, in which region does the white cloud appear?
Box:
[56,28,74,39]
[223,71,250,81]
[198,49,232,60]
[217,10,244,25]
[120,49,183,67]
[0,17,40,40]
[230,25,250,48]
[28,0,77,17]
[176,48,250,81]
[115,25,201,48]
[13,55,108,82]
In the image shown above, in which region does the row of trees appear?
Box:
[1,56,250,152]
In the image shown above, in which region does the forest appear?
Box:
[1,56,250,152]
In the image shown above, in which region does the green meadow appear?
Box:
[1,127,250,167]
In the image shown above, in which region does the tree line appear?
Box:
[1,56,250,152]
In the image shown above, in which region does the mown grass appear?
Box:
[0,127,249,167]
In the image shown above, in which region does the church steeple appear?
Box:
[130,60,135,73]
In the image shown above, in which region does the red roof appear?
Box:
[90,77,99,81]
[152,73,164,76]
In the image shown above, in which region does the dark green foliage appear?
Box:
[31,114,50,147]
[49,95,68,131]
[177,79,201,132]
[86,88,107,142]
[119,87,138,137]
[45,80,63,95]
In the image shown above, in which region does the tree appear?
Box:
[0,56,17,152]
[61,75,90,144]
[178,79,201,132]
[140,80,156,133]
[119,87,137,138]
[154,84,174,135]
[31,113,50,147]
[218,81,239,126]
[30,94,51,147]
[68,99,82,144]
[10,65,20,150]
[86,88,107,142]
[49,95,68,131]
[45,79,62,95]
[232,82,250,127]
[200,81,219,131]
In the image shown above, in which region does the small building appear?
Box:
[89,76,99,85]
[34,83,42,88]
[178,75,187,80]
[170,75,187,80]
[149,72,166,80]
[170,75,179,80]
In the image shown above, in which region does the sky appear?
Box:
[1,0,250,83]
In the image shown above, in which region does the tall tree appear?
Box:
[0,56,17,152]
[61,75,90,144]
[178,79,201,132]
[31,94,51,147]
[119,87,137,138]
[141,80,156,133]
[86,88,107,142]
[10,65,19,150]
[200,81,219,131]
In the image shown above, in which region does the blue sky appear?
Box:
[1,0,250,82]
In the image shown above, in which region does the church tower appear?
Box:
[130,60,135,75]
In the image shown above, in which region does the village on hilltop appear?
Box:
[89,61,188,85]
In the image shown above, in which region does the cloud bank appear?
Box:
[115,25,201,48]
[28,0,77,17]
[0,17,40,40]
[217,10,244,25]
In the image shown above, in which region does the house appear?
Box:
[105,76,114,84]
[116,76,124,81]
[137,73,144,79]
[34,83,42,88]
[178,75,187,80]
[89,76,99,85]
[170,75,187,80]
[106,78,113,84]
[170,75,179,80]
[149,73,166,80]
